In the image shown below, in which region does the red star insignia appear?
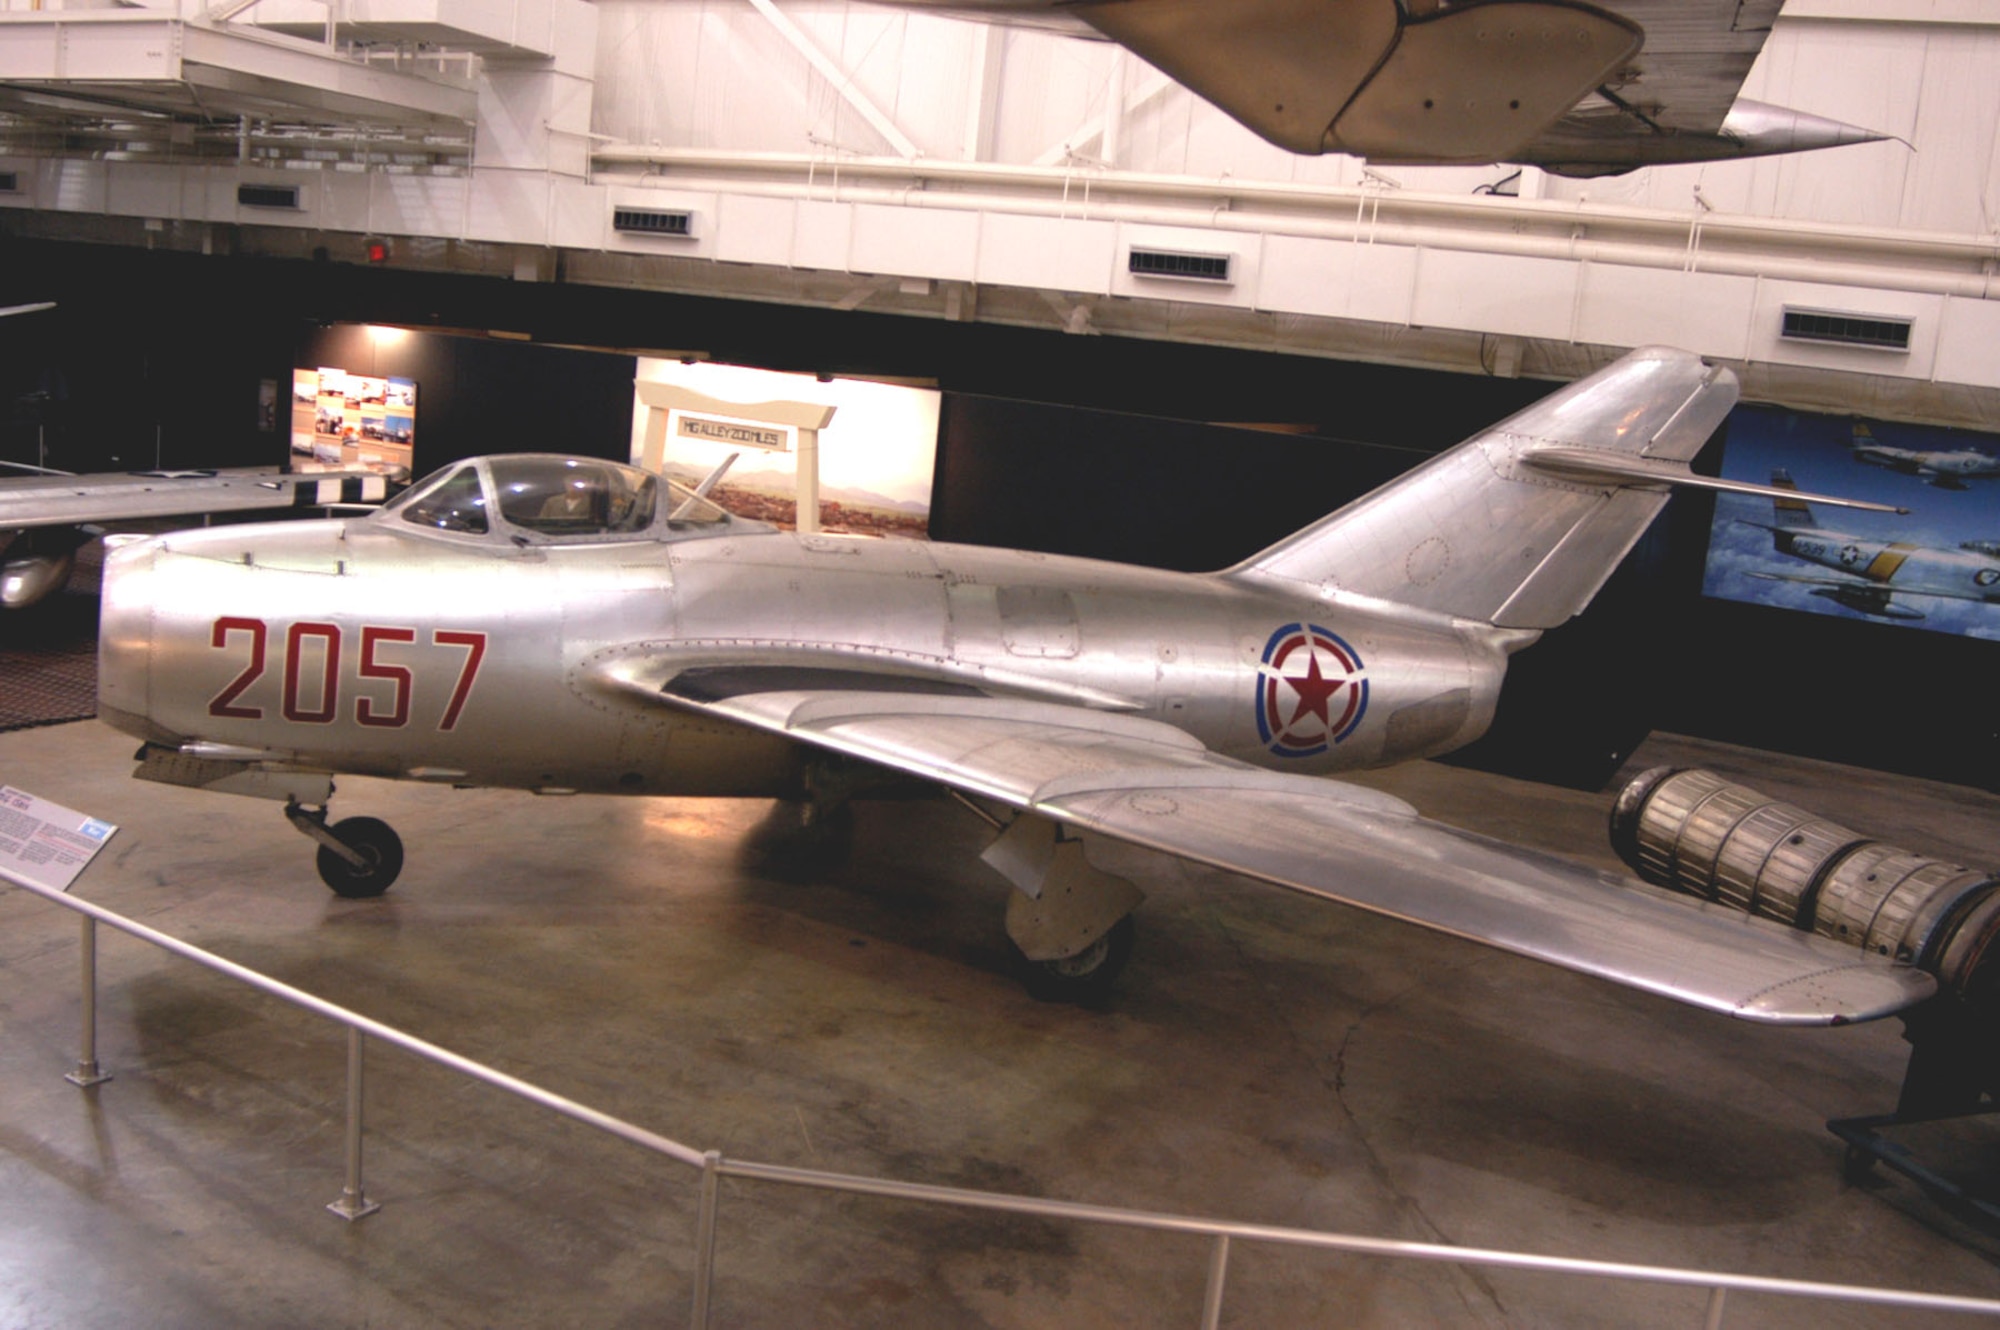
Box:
[1282,650,1346,731]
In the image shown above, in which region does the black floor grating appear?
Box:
[1,542,102,732]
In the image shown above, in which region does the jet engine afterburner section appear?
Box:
[1611,768,2000,995]
[1610,767,2000,1113]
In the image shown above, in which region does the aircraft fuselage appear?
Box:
[98,514,1508,799]
[1854,446,2000,487]
[1772,526,2000,604]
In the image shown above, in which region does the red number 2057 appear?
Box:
[208,617,487,731]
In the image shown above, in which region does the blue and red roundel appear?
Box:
[1255,622,1368,758]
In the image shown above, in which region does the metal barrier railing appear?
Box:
[10,864,2000,1328]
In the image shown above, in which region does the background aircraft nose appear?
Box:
[95,536,157,740]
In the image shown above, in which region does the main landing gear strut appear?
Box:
[285,800,405,898]
[958,796,1146,1004]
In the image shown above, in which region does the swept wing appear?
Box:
[888,0,1881,172]
[589,664,1933,1026]
[0,467,395,531]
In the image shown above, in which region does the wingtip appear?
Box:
[1734,962,1936,1027]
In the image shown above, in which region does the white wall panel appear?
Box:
[0,24,55,78]
[976,212,1114,294]
[43,160,107,216]
[848,202,976,281]
[714,193,799,266]
[548,0,599,75]
[1409,251,1580,342]
[1257,234,1419,326]
[464,167,549,244]
[479,68,556,171]
[373,172,468,237]
[547,176,602,249]
[199,173,238,223]
[314,170,376,234]
[42,160,106,215]
[1573,266,1758,361]
[103,163,186,222]
[791,198,853,272]
[1935,297,2000,391]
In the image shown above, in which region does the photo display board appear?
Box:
[1703,404,2000,639]
[292,367,415,477]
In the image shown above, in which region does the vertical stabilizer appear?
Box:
[1769,469,1818,529]
[1228,347,1739,630]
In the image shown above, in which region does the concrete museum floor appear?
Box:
[5,717,2000,1328]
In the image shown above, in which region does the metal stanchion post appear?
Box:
[690,1150,723,1329]
[65,916,112,1088]
[1200,1233,1231,1330]
[327,1027,381,1221]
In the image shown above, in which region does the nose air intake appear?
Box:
[95,538,158,742]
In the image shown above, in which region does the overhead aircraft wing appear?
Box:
[912,0,1879,171]
[0,468,396,532]
[589,661,1935,1026]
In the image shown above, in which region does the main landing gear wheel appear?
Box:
[315,816,405,898]
[1018,916,1136,1005]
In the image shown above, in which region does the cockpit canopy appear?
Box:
[382,455,733,542]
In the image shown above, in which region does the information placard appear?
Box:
[0,786,117,892]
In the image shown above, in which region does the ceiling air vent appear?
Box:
[237,183,300,210]
[1781,307,1911,352]
[613,207,695,237]
[1128,248,1232,283]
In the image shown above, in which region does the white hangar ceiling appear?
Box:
[0,0,1995,428]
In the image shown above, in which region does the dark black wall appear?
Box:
[931,394,1423,571]
[2,235,1548,466]
[3,245,637,474]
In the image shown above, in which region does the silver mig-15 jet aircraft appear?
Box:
[97,346,1937,1025]
[1743,469,2000,621]
[1848,422,2000,491]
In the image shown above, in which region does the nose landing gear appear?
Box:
[285,801,405,898]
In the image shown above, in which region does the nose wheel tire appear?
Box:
[1018,916,1136,1005]
[316,816,405,898]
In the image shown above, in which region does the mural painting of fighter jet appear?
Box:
[1848,421,2000,491]
[93,346,1940,1035]
[1739,470,2000,622]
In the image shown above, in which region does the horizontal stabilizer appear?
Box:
[1519,448,1908,514]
